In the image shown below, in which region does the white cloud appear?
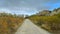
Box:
[0,0,60,15]
[0,8,12,13]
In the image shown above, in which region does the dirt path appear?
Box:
[15,19,50,34]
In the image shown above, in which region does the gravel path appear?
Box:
[15,19,50,34]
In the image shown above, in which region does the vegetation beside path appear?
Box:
[0,13,24,34]
[28,8,60,34]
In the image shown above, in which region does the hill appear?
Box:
[28,8,60,34]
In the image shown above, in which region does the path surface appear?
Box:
[15,19,50,34]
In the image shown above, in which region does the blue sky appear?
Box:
[0,0,60,15]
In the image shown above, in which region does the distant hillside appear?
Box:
[50,8,60,16]
[36,10,51,16]
[36,8,60,16]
